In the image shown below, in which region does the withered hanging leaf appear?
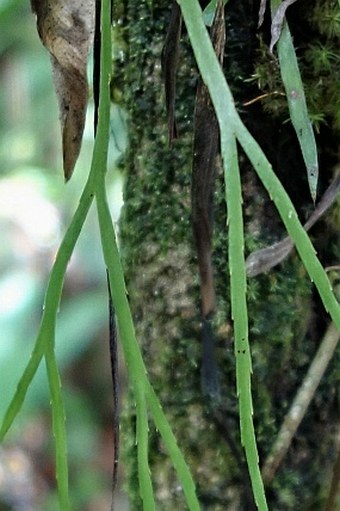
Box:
[257,0,267,28]
[270,0,298,53]
[191,1,225,398]
[161,2,182,143]
[31,0,95,180]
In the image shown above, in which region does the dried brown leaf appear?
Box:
[270,0,298,53]
[31,0,95,179]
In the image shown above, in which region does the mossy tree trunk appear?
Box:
[114,1,340,509]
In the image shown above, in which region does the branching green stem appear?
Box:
[2,1,201,509]
[45,344,70,510]
[94,1,200,509]
[178,0,340,332]
[2,2,339,511]
[178,0,340,509]
[0,182,94,443]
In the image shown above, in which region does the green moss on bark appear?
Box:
[113,1,339,509]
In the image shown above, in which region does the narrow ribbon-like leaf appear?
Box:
[271,0,318,201]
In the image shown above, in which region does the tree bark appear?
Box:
[114,0,340,509]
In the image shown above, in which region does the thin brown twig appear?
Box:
[243,91,285,106]
[261,321,340,485]
[325,264,340,273]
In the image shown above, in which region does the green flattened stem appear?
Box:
[223,133,268,510]
[94,0,155,507]
[0,180,95,444]
[45,345,71,511]
[235,121,340,331]
[178,0,268,508]
[271,0,319,201]
[179,0,340,507]
[1,0,200,509]
[96,176,200,510]
[145,384,201,511]
[94,1,199,509]
[178,0,340,329]
[96,179,156,510]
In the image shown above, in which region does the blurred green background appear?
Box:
[0,0,128,508]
